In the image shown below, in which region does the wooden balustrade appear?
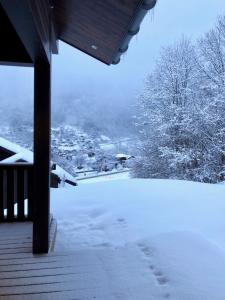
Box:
[0,163,33,222]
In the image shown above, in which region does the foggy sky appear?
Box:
[0,0,224,109]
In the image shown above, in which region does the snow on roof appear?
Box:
[100,135,111,142]
[0,137,75,182]
[58,145,80,151]
[1,153,31,163]
[116,153,132,159]
[52,166,75,182]
[0,137,33,162]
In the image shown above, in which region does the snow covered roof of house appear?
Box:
[0,137,75,182]
[0,137,33,162]
[116,153,133,160]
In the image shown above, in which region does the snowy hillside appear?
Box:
[52,178,225,300]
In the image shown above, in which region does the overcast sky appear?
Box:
[0,0,225,107]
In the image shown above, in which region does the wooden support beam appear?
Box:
[0,0,58,63]
[33,57,51,254]
[0,0,56,253]
[0,4,32,66]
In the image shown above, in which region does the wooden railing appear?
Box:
[0,163,34,222]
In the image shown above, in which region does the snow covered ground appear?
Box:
[77,170,130,183]
[51,178,225,300]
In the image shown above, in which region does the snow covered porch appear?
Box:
[0,0,157,255]
[0,222,153,299]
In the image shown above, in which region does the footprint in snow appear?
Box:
[138,243,171,299]
[138,243,154,257]
[156,275,169,285]
[89,209,105,219]
[149,264,155,270]
[114,218,127,229]
[117,218,126,225]
[163,293,171,299]
[93,242,112,248]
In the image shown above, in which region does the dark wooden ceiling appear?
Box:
[0,3,32,66]
[54,0,143,65]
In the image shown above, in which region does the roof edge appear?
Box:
[112,0,157,65]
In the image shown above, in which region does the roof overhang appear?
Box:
[54,0,157,65]
[0,0,157,67]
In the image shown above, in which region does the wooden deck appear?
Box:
[0,222,154,300]
[0,222,109,299]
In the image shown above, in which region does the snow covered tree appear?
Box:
[133,17,225,183]
[195,16,225,181]
[133,38,200,179]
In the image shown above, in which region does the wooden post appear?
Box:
[33,57,51,254]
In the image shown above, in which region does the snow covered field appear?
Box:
[52,178,225,300]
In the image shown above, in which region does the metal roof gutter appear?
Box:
[112,0,157,65]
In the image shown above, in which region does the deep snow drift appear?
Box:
[51,178,225,300]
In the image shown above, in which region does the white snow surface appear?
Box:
[52,178,225,300]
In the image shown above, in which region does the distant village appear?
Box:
[0,124,135,182]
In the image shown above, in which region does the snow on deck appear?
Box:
[1,178,225,299]
[0,224,159,299]
[51,178,225,300]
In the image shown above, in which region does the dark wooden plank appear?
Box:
[0,266,79,280]
[0,280,101,296]
[17,168,25,221]
[29,0,58,54]
[27,167,34,221]
[0,274,102,294]
[0,241,31,249]
[6,168,14,222]
[0,168,4,221]
[0,291,117,300]
[54,0,140,64]
[0,0,52,63]
[0,4,32,66]
[33,57,51,254]
[0,164,33,168]
[0,247,31,255]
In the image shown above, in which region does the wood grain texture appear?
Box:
[29,0,51,57]
[54,0,142,64]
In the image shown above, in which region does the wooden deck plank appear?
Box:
[0,236,31,242]
[0,242,31,249]
[0,290,117,300]
[0,273,104,288]
[0,284,101,297]
[0,222,110,299]
[0,260,102,274]
[0,266,89,279]
[0,247,31,255]
[0,222,149,300]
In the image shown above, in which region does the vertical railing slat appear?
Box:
[0,164,33,223]
[17,168,25,221]
[7,168,14,222]
[0,169,3,221]
[27,167,34,221]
